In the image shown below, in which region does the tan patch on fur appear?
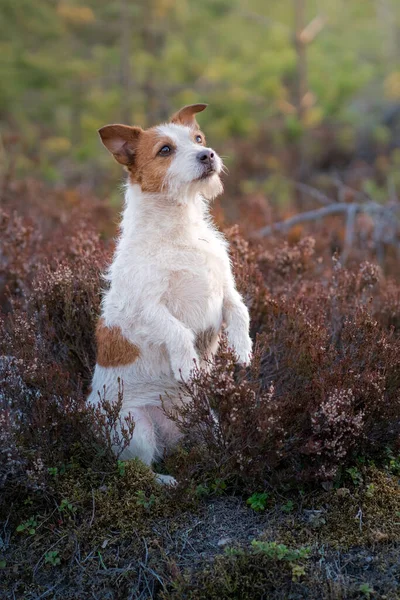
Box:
[128,128,175,193]
[96,318,140,367]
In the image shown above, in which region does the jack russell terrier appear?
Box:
[88,104,252,481]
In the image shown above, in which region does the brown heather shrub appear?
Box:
[0,210,40,307]
[0,201,129,512]
[166,232,400,488]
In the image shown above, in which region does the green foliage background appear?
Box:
[1,0,400,187]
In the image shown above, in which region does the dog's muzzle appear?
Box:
[197,149,216,179]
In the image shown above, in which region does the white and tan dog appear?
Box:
[89,104,252,477]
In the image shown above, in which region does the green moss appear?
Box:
[164,551,304,600]
[56,459,197,542]
[276,468,400,550]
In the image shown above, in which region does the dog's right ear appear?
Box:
[170,104,208,128]
[98,125,143,166]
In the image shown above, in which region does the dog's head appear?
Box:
[99,104,223,201]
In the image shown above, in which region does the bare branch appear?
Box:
[330,174,370,203]
[254,202,400,241]
[255,203,352,237]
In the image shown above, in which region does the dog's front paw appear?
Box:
[237,346,252,367]
[236,343,252,367]
[227,330,253,367]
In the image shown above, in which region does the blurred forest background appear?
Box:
[1,0,400,253]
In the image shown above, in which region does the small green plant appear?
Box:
[365,484,375,498]
[48,464,68,477]
[0,560,6,569]
[251,540,310,562]
[195,484,209,498]
[251,540,310,582]
[117,460,126,477]
[281,500,294,513]
[59,498,76,514]
[211,479,227,496]
[45,550,61,566]
[135,490,156,511]
[359,582,374,598]
[246,492,269,512]
[385,448,400,475]
[291,563,306,581]
[347,467,363,486]
[16,516,38,535]
[97,551,107,570]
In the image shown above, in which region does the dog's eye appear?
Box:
[195,135,202,144]
[159,145,171,155]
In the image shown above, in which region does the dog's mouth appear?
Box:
[197,167,216,181]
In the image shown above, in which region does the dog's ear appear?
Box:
[170,104,208,128]
[98,125,143,166]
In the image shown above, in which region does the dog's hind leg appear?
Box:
[119,406,177,486]
[119,407,158,465]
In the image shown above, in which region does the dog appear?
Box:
[88,104,252,481]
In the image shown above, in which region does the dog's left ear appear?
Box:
[170,103,208,128]
[98,124,143,166]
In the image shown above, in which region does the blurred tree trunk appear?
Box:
[70,80,83,146]
[292,1,326,175]
[294,0,308,122]
[377,0,398,64]
[293,0,308,176]
[120,0,132,123]
[141,0,168,125]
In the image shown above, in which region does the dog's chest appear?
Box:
[164,237,226,331]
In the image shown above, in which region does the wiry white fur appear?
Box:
[88,123,252,468]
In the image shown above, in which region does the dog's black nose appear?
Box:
[197,149,214,166]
